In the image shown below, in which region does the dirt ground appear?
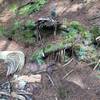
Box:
[32,0,100,27]
[0,0,100,100]
[0,39,100,100]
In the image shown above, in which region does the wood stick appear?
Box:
[63,58,73,67]
[88,15,100,21]
[46,73,55,86]
[63,69,74,79]
[93,60,100,70]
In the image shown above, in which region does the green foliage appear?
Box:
[32,49,45,65]
[75,44,98,62]
[90,26,100,42]
[25,20,36,30]
[14,21,22,29]
[44,43,65,54]
[4,19,37,45]
[18,4,33,15]
[75,44,87,60]
[14,29,36,45]
[67,28,78,41]
[9,4,17,12]
[4,21,21,38]
[70,21,85,32]
[60,21,99,63]
[69,21,91,39]
[0,26,5,37]
[61,21,93,45]
[82,31,90,38]
[31,42,72,64]
[17,0,48,15]
[62,28,78,44]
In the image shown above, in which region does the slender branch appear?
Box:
[93,60,100,70]
[88,15,100,21]
[46,73,55,86]
[63,69,74,79]
[63,58,73,67]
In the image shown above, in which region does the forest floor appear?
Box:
[0,0,100,100]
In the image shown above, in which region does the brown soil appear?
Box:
[0,0,100,100]
[31,0,100,27]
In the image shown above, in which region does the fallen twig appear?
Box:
[84,62,97,67]
[63,58,73,67]
[88,15,100,21]
[17,91,33,95]
[46,73,55,86]
[63,69,74,79]
[93,60,100,70]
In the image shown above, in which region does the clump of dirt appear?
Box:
[36,60,99,100]
[57,80,96,100]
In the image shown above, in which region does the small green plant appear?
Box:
[90,26,100,42]
[4,19,37,45]
[0,26,5,37]
[25,20,36,30]
[32,49,45,65]
[14,29,36,45]
[17,0,48,15]
[9,4,18,12]
[70,21,85,32]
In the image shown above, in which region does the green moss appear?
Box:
[44,43,66,54]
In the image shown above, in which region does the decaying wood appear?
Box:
[12,74,41,83]
[45,45,72,63]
